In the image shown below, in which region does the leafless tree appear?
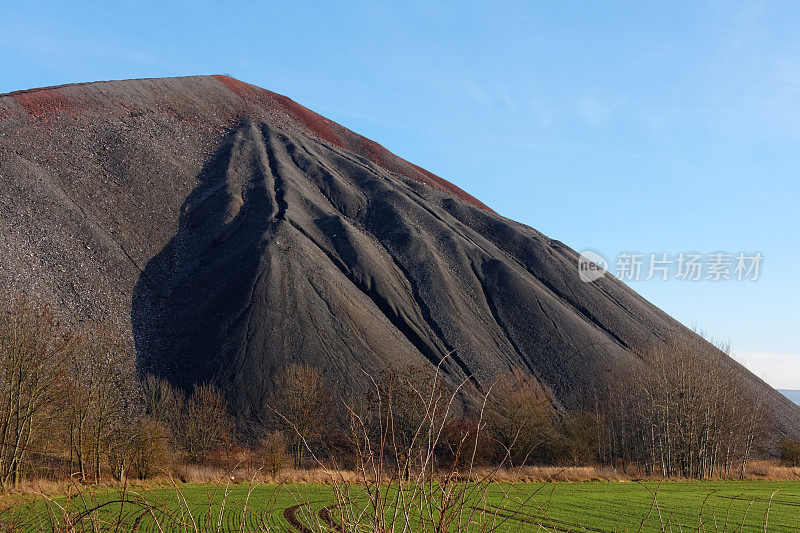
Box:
[599,334,769,478]
[258,430,291,477]
[779,437,800,467]
[178,383,233,462]
[0,297,70,491]
[141,373,184,430]
[485,368,558,467]
[70,323,138,483]
[269,364,331,468]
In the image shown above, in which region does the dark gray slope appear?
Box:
[131,118,798,434]
[1,76,798,435]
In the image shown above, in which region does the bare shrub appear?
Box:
[437,416,493,468]
[779,437,800,467]
[485,368,558,466]
[141,373,184,432]
[558,410,600,466]
[63,322,141,483]
[0,297,70,491]
[280,356,514,532]
[126,418,171,479]
[369,362,453,479]
[177,383,233,463]
[269,364,331,468]
[258,430,291,477]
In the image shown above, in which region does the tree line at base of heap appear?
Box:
[0,295,793,491]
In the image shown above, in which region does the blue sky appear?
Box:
[3,1,799,387]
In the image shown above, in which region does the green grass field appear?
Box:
[3,480,800,531]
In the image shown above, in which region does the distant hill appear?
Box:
[780,390,800,406]
[1,75,800,436]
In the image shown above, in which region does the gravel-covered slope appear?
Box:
[1,75,798,434]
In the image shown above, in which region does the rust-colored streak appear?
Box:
[213,74,494,213]
[269,92,348,148]
[13,88,75,118]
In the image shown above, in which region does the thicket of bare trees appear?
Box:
[484,368,559,466]
[260,341,770,481]
[0,295,783,489]
[268,364,331,468]
[779,437,800,467]
[0,298,71,490]
[63,324,141,483]
[0,297,239,491]
[598,336,768,478]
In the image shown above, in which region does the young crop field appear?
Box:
[2,480,799,531]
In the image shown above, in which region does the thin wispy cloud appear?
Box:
[575,96,625,125]
[459,80,520,110]
[460,80,492,107]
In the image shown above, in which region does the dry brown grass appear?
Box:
[174,464,366,484]
[3,459,797,504]
[743,459,800,480]
[481,465,626,482]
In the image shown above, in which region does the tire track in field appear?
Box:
[283,502,313,533]
[318,503,343,530]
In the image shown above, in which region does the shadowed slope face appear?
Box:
[2,76,800,434]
